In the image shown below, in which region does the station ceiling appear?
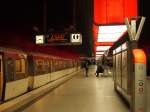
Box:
[0,0,149,59]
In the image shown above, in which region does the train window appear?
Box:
[44,60,50,73]
[67,60,73,68]
[35,60,45,74]
[16,60,21,72]
[15,59,25,73]
[58,60,63,70]
[54,60,58,71]
[6,58,14,81]
[51,60,56,72]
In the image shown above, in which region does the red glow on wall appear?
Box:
[93,24,99,33]
[94,0,138,24]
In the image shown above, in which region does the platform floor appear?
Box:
[16,65,129,112]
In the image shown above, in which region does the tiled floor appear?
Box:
[20,65,129,112]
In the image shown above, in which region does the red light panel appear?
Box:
[94,0,138,24]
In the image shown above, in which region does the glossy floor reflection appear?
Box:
[21,66,129,112]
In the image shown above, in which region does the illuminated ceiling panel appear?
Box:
[98,25,127,34]
[94,0,137,24]
[97,25,127,42]
[96,46,111,51]
[93,0,137,57]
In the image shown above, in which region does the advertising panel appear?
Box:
[122,51,128,91]
[116,53,122,86]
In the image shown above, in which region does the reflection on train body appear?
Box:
[0,47,80,102]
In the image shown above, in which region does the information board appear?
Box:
[35,33,82,46]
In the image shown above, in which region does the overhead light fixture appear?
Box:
[96,52,104,55]
[98,25,127,34]
[96,46,111,51]
[97,33,125,42]
[96,54,102,57]
[97,25,127,42]
[35,35,45,44]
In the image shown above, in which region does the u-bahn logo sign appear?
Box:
[70,33,82,44]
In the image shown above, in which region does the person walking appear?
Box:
[84,61,89,77]
[96,64,104,77]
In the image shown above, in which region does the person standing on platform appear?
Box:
[84,61,89,77]
[96,64,104,77]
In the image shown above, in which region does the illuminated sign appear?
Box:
[36,35,45,44]
[35,33,82,46]
[116,46,121,53]
[47,33,69,43]
[70,33,82,44]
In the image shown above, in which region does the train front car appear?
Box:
[0,47,28,101]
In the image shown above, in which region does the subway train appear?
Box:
[0,47,80,102]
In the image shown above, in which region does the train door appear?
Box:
[0,55,3,100]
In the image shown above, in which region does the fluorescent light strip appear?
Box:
[98,25,127,34]
[97,33,124,42]
[96,46,111,51]
[96,52,104,55]
[96,54,102,57]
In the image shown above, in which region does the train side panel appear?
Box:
[4,78,28,100]
[33,73,50,89]
[51,68,76,81]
